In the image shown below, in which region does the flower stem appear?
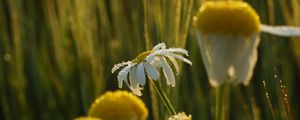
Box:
[150,80,177,115]
[216,83,229,120]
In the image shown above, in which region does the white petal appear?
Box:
[153,43,166,51]
[160,56,176,87]
[118,80,123,88]
[165,52,192,65]
[150,56,163,68]
[167,56,179,74]
[128,68,143,96]
[136,63,146,86]
[117,65,132,88]
[129,84,143,96]
[145,52,158,62]
[124,79,130,87]
[196,31,260,87]
[242,36,260,85]
[227,65,236,80]
[112,61,131,73]
[144,61,159,80]
[165,48,189,56]
[129,66,138,87]
[261,24,300,37]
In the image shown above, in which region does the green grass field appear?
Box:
[0,0,300,119]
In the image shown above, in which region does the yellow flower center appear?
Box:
[132,51,153,63]
[74,117,102,120]
[195,1,261,36]
[88,90,148,120]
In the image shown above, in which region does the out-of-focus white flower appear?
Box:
[168,112,192,120]
[112,43,192,96]
[193,1,300,87]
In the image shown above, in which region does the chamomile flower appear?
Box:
[74,117,102,120]
[193,1,300,87]
[88,90,148,120]
[168,112,192,120]
[112,43,192,96]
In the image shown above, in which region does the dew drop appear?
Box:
[3,53,12,62]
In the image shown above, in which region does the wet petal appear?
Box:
[165,53,192,65]
[129,67,138,88]
[160,56,176,87]
[153,43,166,51]
[117,65,132,88]
[129,84,143,96]
[150,56,163,68]
[128,69,143,96]
[136,63,146,86]
[166,48,189,56]
[167,56,179,74]
[261,24,300,37]
[144,61,159,80]
[118,79,123,88]
[112,61,131,73]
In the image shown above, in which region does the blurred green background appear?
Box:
[0,0,300,120]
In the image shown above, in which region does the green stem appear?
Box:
[149,84,160,120]
[216,83,229,120]
[150,80,177,115]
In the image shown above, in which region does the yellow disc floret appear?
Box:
[88,90,148,120]
[132,51,153,63]
[74,117,102,120]
[195,1,260,36]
